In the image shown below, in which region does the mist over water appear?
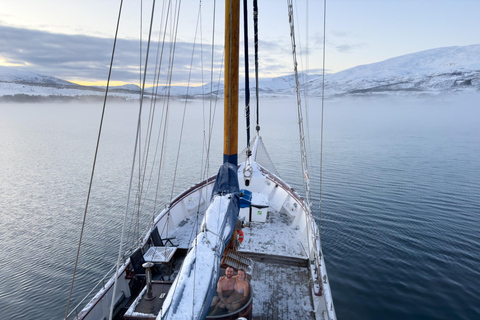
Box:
[0,95,479,320]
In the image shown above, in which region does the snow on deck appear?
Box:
[167,203,316,319]
[171,213,205,249]
[249,260,315,320]
[239,210,308,259]
[172,208,308,258]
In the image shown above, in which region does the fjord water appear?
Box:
[0,96,479,320]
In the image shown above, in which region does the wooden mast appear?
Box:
[223,0,240,166]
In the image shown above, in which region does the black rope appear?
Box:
[243,0,251,151]
[253,0,260,133]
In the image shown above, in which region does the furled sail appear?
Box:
[159,162,240,319]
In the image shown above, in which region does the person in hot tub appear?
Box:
[224,268,250,312]
[209,267,236,315]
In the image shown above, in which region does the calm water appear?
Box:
[0,95,479,320]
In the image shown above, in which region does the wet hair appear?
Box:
[237,268,246,275]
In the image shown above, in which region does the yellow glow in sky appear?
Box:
[0,57,28,67]
[69,80,129,87]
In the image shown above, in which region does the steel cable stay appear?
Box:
[136,0,179,254]
[134,0,171,246]
[287,0,317,287]
[287,0,311,210]
[192,0,225,260]
[319,0,327,231]
[109,0,159,317]
[161,1,206,312]
[202,43,224,188]
[147,0,182,275]
[136,0,180,274]
[124,0,171,257]
[64,1,124,319]
[151,0,175,225]
[155,1,226,314]
[243,0,251,154]
[172,4,207,316]
[133,0,145,245]
[110,0,185,317]
[293,0,313,176]
[253,0,260,134]
[205,0,218,182]
[168,1,202,205]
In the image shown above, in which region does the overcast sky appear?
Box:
[1,0,479,86]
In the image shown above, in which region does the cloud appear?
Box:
[335,44,355,53]
[0,25,314,85]
[0,25,225,85]
[326,30,367,55]
[334,43,366,53]
[0,26,110,79]
[330,30,350,38]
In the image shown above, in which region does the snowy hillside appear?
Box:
[308,44,480,96]
[0,66,74,87]
[1,44,479,101]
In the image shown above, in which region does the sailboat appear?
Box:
[65,0,336,319]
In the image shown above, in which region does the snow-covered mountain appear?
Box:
[308,44,480,96]
[0,66,75,87]
[1,44,479,101]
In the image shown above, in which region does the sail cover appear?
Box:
[159,162,240,320]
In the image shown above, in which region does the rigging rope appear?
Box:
[164,2,204,311]
[109,0,158,318]
[152,0,182,249]
[155,1,186,312]
[253,0,260,133]
[201,0,221,185]
[287,0,314,266]
[293,0,313,173]
[166,0,185,203]
[134,0,171,245]
[192,2,204,316]
[64,1,124,319]
[207,0,217,180]
[243,0,251,152]
[130,0,174,251]
[287,0,311,209]
[319,0,327,229]
[135,0,144,243]
[151,0,174,223]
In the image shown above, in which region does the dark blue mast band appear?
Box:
[223,154,238,166]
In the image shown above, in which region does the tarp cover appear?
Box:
[159,163,240,320]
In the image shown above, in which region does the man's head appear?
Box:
[225,267,234,279]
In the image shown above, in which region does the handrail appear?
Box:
[66,264,118,320]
